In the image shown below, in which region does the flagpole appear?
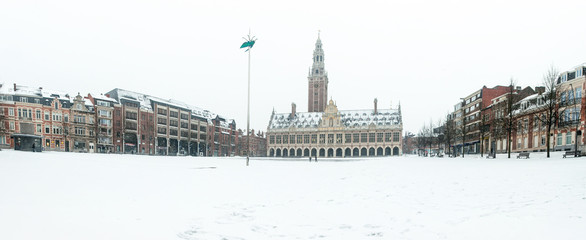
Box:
[246,39,251,166]
[241,30,256,166]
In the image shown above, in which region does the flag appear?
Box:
[240,40,255,49]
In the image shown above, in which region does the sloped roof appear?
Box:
[269,109,401,130]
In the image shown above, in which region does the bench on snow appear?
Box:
[517,152,530,159]
[563,151,581,158]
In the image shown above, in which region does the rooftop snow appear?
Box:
[269,109,401,129]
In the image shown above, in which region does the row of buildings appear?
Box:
[440,63,586,155]
[0,84,267,156]
[265,34,404,158]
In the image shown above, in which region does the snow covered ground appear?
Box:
[1,150,585,240]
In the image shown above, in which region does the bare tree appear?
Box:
[0,108,7,141]
[458,110,467,158]
[536,66,560,158]
[428,120,434,157]
[479,108,489,157]
[503,79,517,158]
[443,112,456,157]
[436,118,446,156]
[416,126,426,156]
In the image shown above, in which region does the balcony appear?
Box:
[559,120,580,128]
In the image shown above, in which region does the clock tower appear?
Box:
[308,32,328,112]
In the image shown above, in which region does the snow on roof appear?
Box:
[84,98,94,107]
[109,88,233,125]
[269,109,401,129]
[14,84,43,97]
[90,93,118,103]
[0,83,14,95]
[111,88,153,111]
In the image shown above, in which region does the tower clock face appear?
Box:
[314,83,319,88]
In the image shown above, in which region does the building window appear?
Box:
[276,135,282,144]
[393,132,400,142]
[290,135,295,144]
[311,134,317,144]
[303,135,308,144]
[36,110,41,119]
[319,134,325,144]
[541,136,545,146]
[46,139,50,147]
[45,126,50,134]
[345,134,351,143]
[327,134,334,144]
[75,127,85,136]
[353,133,359,143]
[8,108,14,116]
[269,135,275,144]
[52,126,62,135]
[376,133,383,142]
[360,133,367,143]
[282,135,288,144]
[9,121,15,130]
[385,132,392,142]
[566,133,572,145]
[557,133,562,146]
[368,133,375,142]
[169,129,178,136]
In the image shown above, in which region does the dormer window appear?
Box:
[578,67,583,77]
[561,73,567,82]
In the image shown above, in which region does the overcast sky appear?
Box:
[1,0,585,134]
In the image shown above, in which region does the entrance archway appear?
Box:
[393,147,399,156]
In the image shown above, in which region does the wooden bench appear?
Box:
[563,151,581,158]
[517,152,530,159]
[486,153,496,159]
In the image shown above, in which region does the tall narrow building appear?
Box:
[308,33,328,112]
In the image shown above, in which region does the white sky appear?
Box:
[1,0,585,133]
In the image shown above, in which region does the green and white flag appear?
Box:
[240,40,255,51]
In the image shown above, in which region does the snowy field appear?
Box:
[1,150,586,240]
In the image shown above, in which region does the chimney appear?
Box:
[535,86,545,94]
[290,103,296,118]
[516,86,521,91]
[374,98,378,114]
[13,83,17,91]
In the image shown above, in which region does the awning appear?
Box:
[10,134,42,139]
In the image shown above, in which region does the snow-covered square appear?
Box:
[1,150,585,240]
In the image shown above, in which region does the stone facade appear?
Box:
[267,100,403,157]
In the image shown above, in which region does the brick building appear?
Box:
[237,129,267,157]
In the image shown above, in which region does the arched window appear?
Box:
[329,118,333,127]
